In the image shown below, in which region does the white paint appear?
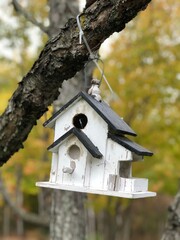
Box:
[62,160,76,174]
[88,156,104,189]
[106,138,133,161]
[37,96,156,199]
[103,139,133,190]
[83,153,92,187]
[54,100,79,140]
[36,182,156,199]
[82,104,108,156]
[116,177,148,193]
[49,153,58,183]
[88,80,102,101]
[50,133,105,190]
[52,97,109,190]
[56,136,89,188]
[54,99,108,157]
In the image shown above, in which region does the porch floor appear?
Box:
[36,181,156,199]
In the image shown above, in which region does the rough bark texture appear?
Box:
[50,190,86,240]
[48,0,79,37]
[161,189,180,240]
[48,1,87,240]
[0,0,151,166]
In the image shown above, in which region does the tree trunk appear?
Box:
[48,1,87,240]
[3,205,10,236]
[50,190,86,240]
[15,166,24,236]
[161,189,180,240]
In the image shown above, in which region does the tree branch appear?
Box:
[0,0,151,166]
[12,0,49,34]
[0,174,49,226]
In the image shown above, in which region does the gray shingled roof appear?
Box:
[44,91,136,136]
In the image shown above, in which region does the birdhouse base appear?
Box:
[36,181,156,199]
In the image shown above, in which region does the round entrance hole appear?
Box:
[68,145,80,160]
[73,113,88,129]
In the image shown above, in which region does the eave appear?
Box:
[108,132,153,156]
[48,127,103,159]
[44,92,137,136]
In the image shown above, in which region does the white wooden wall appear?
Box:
[54,99,108,148]
[56,136,88,187]
[103,139,133,190]
[53,98,108,190]
[48,98,150,194]
[49,153,58,183]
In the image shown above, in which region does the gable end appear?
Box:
[44,91,136,136]
[44,93,81,128]
[48,127,103,159]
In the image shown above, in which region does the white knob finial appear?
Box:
[88,79,102,102]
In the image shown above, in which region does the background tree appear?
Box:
[47,1,87,240]
[161,190,180,240]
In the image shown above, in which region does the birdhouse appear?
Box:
[36,80,156,199]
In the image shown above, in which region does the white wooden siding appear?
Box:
[49,153,58,183]
[116,177,148,192]
[83,153,92,187]
[54,99,108,156]
[88,156,105,189]
[56,136,88,187]
[106,139,133,161]
[103,138,133,190]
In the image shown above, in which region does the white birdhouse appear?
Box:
[36,81,156,199]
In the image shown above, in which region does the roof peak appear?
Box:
[44,91,137,137]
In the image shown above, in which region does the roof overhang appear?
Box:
[44,91,136,136]
[48,127,103,159]
[108,132,153,156]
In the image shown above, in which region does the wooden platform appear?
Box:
[36,181,156,199]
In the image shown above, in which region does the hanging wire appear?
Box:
[97,58,105,83]
[83,57,104,90]
[76,14,114,96]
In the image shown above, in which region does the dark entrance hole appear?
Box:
[73,113,88,129]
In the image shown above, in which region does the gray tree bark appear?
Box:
[161,189,180,240]
[50,190,86,240]
[3,205,10,236]
[48,1,87,240]
[0,0,151,166]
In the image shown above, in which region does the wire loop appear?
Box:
[76,14,114,95]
